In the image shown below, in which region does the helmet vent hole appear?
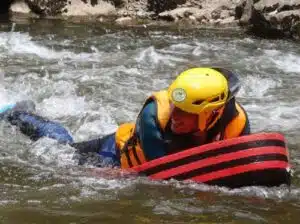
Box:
[220,93,225,100]
[209,96,220,103]
[192,100,204,105]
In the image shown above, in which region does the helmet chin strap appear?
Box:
[199,106,225,132]
[198,111,209,132]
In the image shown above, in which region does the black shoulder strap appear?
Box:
[120,134,142,167]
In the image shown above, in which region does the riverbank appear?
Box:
[5,0,300,40]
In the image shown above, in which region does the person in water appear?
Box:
[0,67,250,168]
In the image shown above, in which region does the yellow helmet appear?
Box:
[168,67,240,131]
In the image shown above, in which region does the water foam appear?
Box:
[74,106,118,141]
[39,96,86,118]
[238,75,281,99]
[264,49,300,73]
[136,46,188,67]
[0,32,101,61]
[29,138,76,168]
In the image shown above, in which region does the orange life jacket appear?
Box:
[115,90,247,169]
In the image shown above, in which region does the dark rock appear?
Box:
[250,0,300,39]
[147,0,187,14]
[25,0,68,16]
[269,9,300,36]
[211,5,230,20]
[236,0,285,38]
[247,8,285,38]
[106,0,124,7]
[254,0,300,13]
[91,0,97,6]
[254,0,279,13]
[235,0,246,19]
[278,2,300,13]
[291,21,300,39]
[0,0,14,14]
[238,0,254,25]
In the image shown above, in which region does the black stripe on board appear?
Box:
[141,139,285,176]
[167,153,288,181]
[132,146,142,165]
[206,168,291,188]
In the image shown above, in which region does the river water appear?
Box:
[0,18,300,223]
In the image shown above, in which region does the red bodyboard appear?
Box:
[131,132,291,188]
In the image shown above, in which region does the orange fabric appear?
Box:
[115,123,135,150]
[115,123,147,169]
[148,90,171,130]
[223,103,247,139]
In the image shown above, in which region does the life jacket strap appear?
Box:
[120,134,142,167]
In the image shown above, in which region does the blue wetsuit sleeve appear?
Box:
[8,111,74,144]
[136,101,167,161]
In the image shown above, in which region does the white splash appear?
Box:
[39,96,86,118]
[238,75,281,99]
[0,32,102,61]
[36,80,86,118]
[29,138,76,168]
[264,49,300,73]
[136,46,187,67]
[192,42,223,56]
[74,107,118,141]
